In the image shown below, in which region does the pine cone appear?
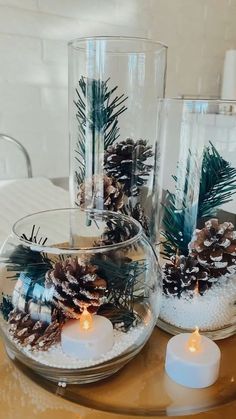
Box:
[189,218,236,277]
[95,217,137,247]
[8,309,62,351]
[104,138,153,196]
[46,257,107,319]
[77,175,124,211]
[163,256,209,297]
[121,202,150,237]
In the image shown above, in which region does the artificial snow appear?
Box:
[160,275,236,330]
[7,322,149,369]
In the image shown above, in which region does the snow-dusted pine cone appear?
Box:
[46,257,107,318]
[77,175,124,211]
[162,255,209,297]
[104,138,153,196]
[189,218,236,277]
[8,309,62,351]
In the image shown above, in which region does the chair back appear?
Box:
[0,134,32,179]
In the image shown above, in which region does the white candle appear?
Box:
[165,328,221,388]
[61,309,114,360]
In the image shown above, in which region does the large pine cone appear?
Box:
[46,257,107,318]
[163,255,209,297]
[8,309,62,351]
[77,175,124,211]
[189,218,236,277]
[104,138,153,196]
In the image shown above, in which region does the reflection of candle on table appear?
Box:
[165,327,221,388]
[61,308,114,360]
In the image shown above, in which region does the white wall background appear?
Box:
[0,0,235,178]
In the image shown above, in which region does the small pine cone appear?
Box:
[77,175,124,211]
[130,203,150,237]
[46,257,107,319]
[163,255,209,297]
[8,309,63,351]
[104,138,153,196]
[95,217,137,247]
[189,218,236,277]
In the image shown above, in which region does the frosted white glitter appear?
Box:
[160,275,236,330]
[7,322,150,369]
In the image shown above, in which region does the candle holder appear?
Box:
[156,99,236,340]
[69,36,167,244]
[0,208,161,384]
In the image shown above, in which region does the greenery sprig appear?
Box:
[74,76,128,184]
[162,142,236,258]
[198,142,236,218]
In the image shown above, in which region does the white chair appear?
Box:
[0,133,32,179]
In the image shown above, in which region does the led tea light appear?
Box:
[61,307,114,360]
[165,327,221,388]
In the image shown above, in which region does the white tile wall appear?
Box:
[0,0,235,178]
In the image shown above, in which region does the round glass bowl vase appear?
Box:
[156,99,236,340]
[0,208,161,384]
[69,36,167,244]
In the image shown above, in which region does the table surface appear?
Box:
[1,327,236,419]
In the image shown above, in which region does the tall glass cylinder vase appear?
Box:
[68,36,167,243]
[156,99,236,340]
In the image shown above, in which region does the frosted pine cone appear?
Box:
[189,218,236,277]
[8,309,62,351]
[104,138,153,196]
[163,255,209,297]
[46,257,107,318]
[77,175,124,211]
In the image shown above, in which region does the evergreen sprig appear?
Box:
[0,294,13,320]
[198,142,236,218]
[74,76,128,183]
[93,254,147,330]
[2,225,52,281]
[162,142,236,258]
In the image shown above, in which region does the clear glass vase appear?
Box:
[68,36,167,244]
[156,99,236,340]
[0,208,161,384]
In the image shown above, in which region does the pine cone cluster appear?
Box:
[46,257,107,318]
[8,309,62,351]
[189,218,236,277]
[163,256,209,297]
[163,218,236,298]
[104,138,153,196]
[77,175,124,211]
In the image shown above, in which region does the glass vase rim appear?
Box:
[68,36,168,50]
[158,97,236,104]
[11,207,144,254]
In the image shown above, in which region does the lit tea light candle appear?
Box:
[165,327,221,388]
[61,308,114,360]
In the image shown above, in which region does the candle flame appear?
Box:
[80,307,93,331]
[187,326,202,353]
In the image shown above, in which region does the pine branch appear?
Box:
[2,225,52,281]
[198,142,236,218]
[74,76,128,182]
[162,151,198,257]
[161,142,236,258]
[92,254,147,330]
[0,294,13,320]
[161,191,196,257]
